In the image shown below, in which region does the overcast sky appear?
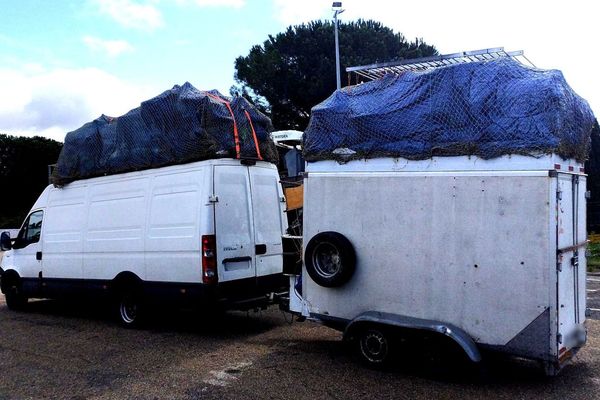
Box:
[0,0,598,141]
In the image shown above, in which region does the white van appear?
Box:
[0,158,287,326]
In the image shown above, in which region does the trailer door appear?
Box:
[556,172,586,351]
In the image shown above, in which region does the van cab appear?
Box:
[0,158,287,326]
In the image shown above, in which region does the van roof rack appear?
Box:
[346,47,534,83]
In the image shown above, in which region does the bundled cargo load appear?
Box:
[53,82,277,186]
[304,58,595,163]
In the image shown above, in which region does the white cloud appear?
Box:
[167,0,245,9]
[191,0,245,7]
[271,0,600,117]
[0,66,156,142]
[91,0,164,31]
[272,0,325,25]
[90,0,246,31]
[83,36,134,58]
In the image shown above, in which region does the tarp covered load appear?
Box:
[304,58,595,163]
[53,82,277,185]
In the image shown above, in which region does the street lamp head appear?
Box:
[332,2,342,10]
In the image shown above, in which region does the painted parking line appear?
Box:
[587,308,600,312]
[588,289,600,293]
[587,278,600,282]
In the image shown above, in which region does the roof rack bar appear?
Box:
[346,48,532,83]
[346,47,513,72]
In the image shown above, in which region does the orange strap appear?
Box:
[205,92,241,159]
[244,110,263,161]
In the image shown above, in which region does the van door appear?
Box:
[10,210,44,295]
[42,187,85,284]
[556,172,586,351]
[249,166,285,277]
[213,165,256,282]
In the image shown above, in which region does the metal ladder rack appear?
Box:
[346,47,534,84]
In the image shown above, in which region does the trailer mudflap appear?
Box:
[343,311,482,362]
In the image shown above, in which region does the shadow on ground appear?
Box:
[22,298,280,337]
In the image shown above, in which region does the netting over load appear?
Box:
[52,82,278,186]
[304,58,595,163]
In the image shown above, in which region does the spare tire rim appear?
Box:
[120,295,137,324]
[360,330,388,363]
[312,241,342,278]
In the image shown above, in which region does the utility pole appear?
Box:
[332,2,344,90]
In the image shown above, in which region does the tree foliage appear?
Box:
[0,134,62,227]
[234,20,437,130]
[587,120,600,231]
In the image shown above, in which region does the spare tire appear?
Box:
[304,231,356,287]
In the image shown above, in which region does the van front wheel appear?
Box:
[5,288,28,311]
[3,277,28,311]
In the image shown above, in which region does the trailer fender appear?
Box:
[343,311,482,362]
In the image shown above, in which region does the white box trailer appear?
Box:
[289,154,587,375]
[0,159,288,326]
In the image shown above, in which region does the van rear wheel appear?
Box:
[117,290,145,328]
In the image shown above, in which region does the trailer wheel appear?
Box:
[357,326,391,366]
[304,231,356,287]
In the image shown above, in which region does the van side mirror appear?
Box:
[0,231,12,251]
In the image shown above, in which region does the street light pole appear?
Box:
[332,2,344,90]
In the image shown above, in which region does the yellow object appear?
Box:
[284,185,303,211]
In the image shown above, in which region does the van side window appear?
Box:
[16,210,43,247]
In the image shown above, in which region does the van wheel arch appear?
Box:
[0,270,21,294]
[111,271,143,293]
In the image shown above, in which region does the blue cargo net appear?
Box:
[304,58,595,163]
[53,82,277,186]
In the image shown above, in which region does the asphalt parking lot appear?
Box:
[0,287,598,400]
[587,272,600,320]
